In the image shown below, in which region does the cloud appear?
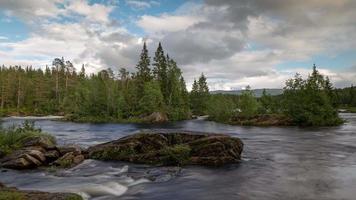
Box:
[136,0,356,89]
[1,0,355,89]
[137,14,205,34]
[0,0,113,24]
[0,0,143,74]
[64,0,113,23]
[125,0,159,10]
[0,0,63,20]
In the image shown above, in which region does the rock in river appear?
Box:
[88,132,243,166]
[0,136,85,170]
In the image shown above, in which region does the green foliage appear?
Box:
[0,121,56,155]
[190,74,210,115]
[0,190,24,200]
[159,144,191,166]
[207,95,236,122]
[238,86,259,118]
[65,195,83,200]
[0,42,191,123]
[334,85,356,108]
[259,89,273,114]
[139,81,165,115]
[90,148,136,160]
[283,65,343,126]
[136,42,152,83]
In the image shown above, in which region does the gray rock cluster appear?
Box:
[0,136,85,170]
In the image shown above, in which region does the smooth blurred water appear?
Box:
[1,113,356,200]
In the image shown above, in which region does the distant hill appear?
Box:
[210,89,283,97]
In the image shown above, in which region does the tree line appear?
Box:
[0,42,193,122]
[0,42,354,126]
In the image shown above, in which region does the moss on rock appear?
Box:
[88,132,243,166]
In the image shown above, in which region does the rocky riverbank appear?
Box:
[0,136,86,170]
[0,182,82,200]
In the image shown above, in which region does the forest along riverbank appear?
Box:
[0,113,356,200]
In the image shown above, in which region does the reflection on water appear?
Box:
[1,113,356,200]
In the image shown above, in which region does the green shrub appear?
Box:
[0,121,55,155]
[0,191,25,200]
[65,194,83,200]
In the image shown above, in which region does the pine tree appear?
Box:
[136,42,151,82]
[153,43,168,102]
[190,74,210,115]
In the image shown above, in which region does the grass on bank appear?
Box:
[0,121,55,156]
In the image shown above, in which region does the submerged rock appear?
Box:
[88,132,243,166]
[0,182,83,200]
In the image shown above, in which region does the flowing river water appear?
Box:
[1,113,356,200]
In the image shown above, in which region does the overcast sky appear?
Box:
[0,0,355,90]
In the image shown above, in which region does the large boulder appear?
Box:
[142,112,168,123]
[0,149,46,169]
[88,132,243,166]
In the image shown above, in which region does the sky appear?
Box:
[0,0,355,90]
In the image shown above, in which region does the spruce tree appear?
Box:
[153,43,168,102]
[136,42,151,82]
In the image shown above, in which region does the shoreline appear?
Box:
[1,113,349,127]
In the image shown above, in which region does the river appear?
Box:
[1,113,356,200]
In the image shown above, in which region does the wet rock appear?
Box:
[23,146,46,153]
[44,150,60,162]
[21,136,56,150]
[88,132,243,166]
[142,112,168,123]
[1,149,45,169]
[58,145,82,156]
[0,182,83,200]
[145,167,182,182]
[53,152,84,168]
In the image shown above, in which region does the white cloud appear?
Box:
[125,0,160,9]
[64,0,113,23]
[137,14,205,34]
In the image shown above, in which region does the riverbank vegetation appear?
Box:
[0,42,190,122]
[204,65,349,126]
[0,41,354,126]
[0,121,55,156]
